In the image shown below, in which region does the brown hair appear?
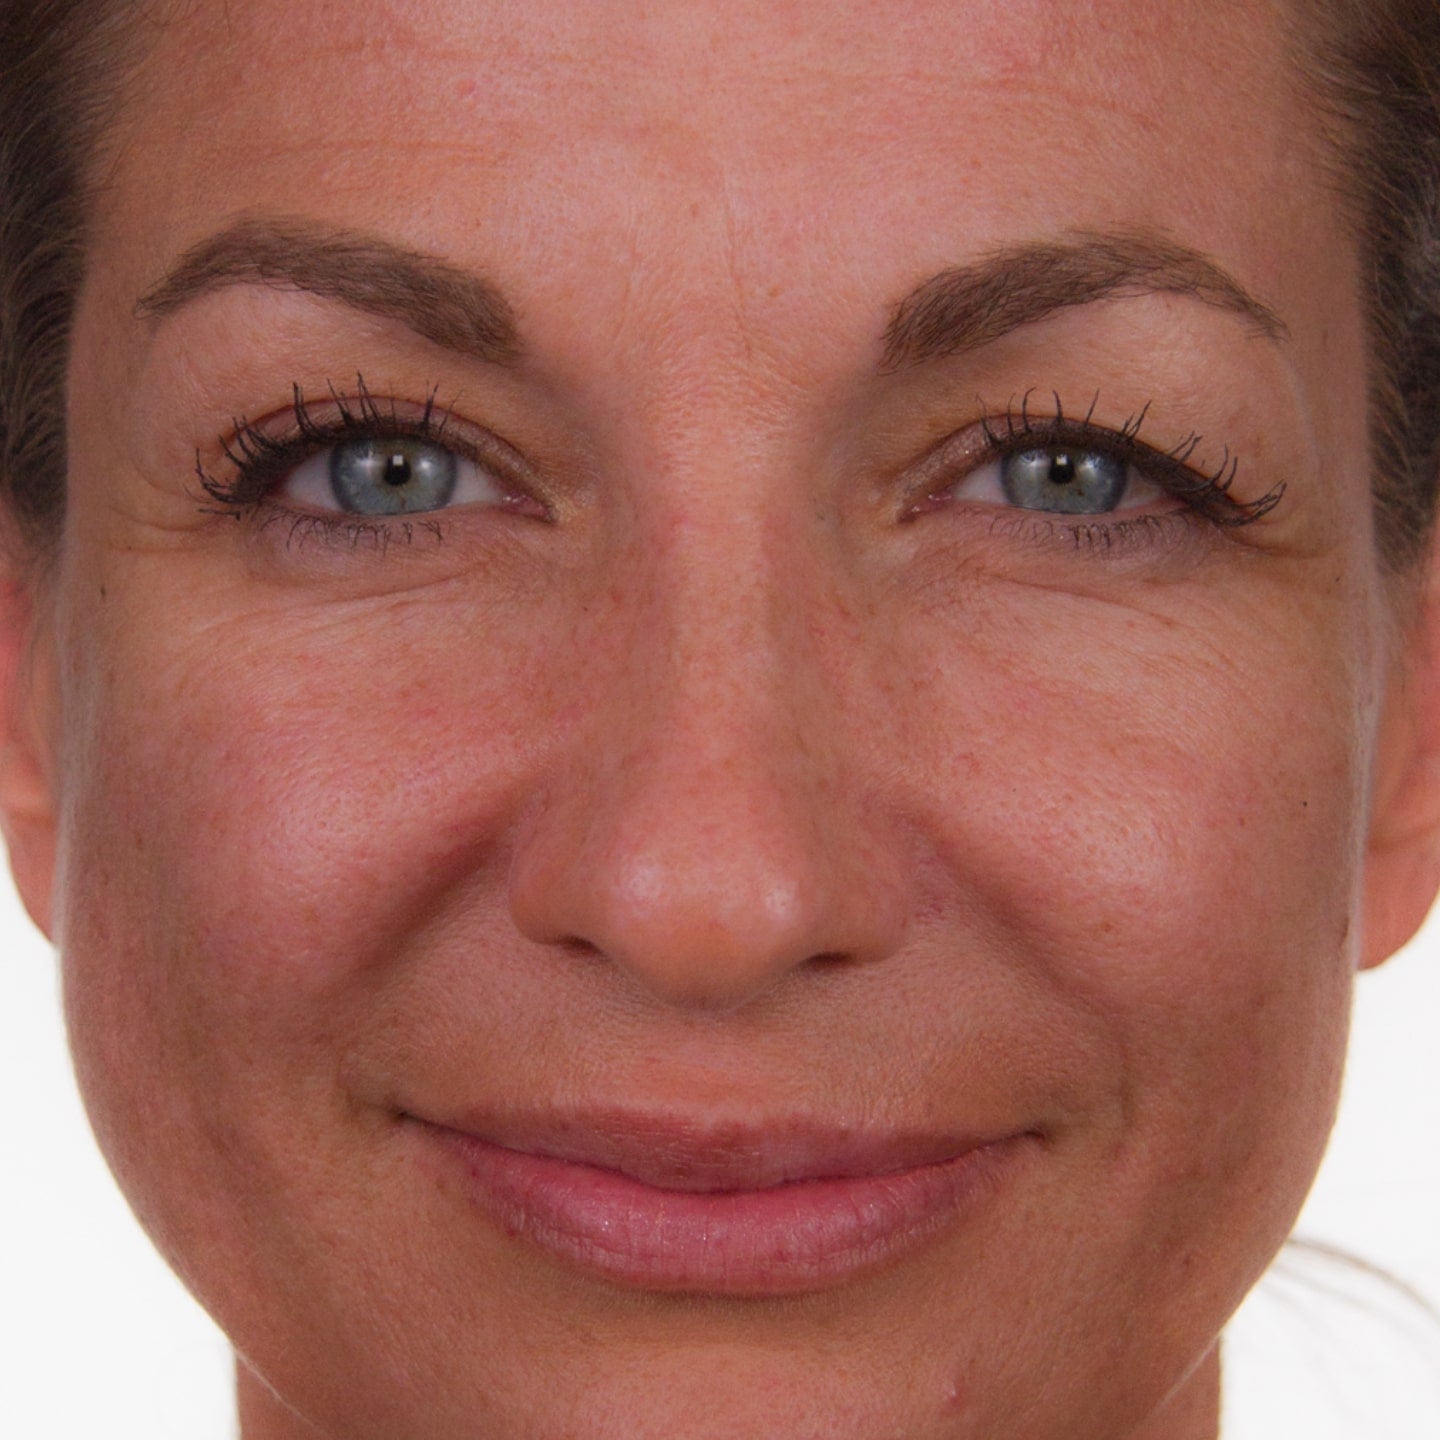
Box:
[1303,0,1440,570]
[1,1,1439,570]
[0,0,138,566]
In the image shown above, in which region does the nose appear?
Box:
[506,534,910,1014]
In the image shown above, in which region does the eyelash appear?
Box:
[196,375,499,549]
[197,381,1283,556]
[924,390,1283,532]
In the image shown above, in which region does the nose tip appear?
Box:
[582,851,843,1009]
[507,734,908,1014]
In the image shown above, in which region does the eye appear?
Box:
[199,380,549,531]
[282,436,506,517]
[906,399,1283,534]
[954,446,1166,516]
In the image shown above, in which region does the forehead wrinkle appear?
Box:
[133,215,521,368]
[882,230,1289,372]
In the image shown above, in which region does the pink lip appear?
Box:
[407,1110,1031,1294]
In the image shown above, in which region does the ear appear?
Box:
[0,572,58,939]
[1361,559,1440,969]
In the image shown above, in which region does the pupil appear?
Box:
[1050,452,1076,486]
[384,451,412,488]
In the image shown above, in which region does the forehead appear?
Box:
[102,0,1318,339]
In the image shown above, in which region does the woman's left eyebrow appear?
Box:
[881,230,1288,371]
[133,215,521,366]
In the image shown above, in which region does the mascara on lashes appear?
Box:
[195,376,465,516]
[927,392,1284,529]
[194,380,1284,548]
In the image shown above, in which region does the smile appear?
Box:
[407,1112,1035,1295]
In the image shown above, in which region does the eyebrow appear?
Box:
[134,216,521,366]
[881,231,1286,370]
[135,219,1281,379]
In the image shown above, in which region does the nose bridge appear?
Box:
[617,518,820,898]
[507,464,907,1012]
[590,393,838,820]
[593,421,812,775]
[655,494,801,736]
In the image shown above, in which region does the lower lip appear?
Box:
[416,1125,1025,1294]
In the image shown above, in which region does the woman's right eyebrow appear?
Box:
[133,215,522,366]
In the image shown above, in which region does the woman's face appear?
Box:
[4,1,1438,1437]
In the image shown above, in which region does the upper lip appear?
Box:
[411,1107,1016,1192]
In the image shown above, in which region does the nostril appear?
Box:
[555,934,605,962]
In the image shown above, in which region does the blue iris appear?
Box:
[329,439,459,515]
[1001,448,1129,515]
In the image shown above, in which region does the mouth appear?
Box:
[405,1109,1034,1294]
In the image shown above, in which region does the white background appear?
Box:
[2,870,1437,1438]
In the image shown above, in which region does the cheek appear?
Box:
[50,577,562,1261]
[888,588,1364,1220]
[57,595,549,968]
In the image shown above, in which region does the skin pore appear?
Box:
[3,0,1440,1437]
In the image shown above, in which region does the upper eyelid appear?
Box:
[228,382,465,467]
[938,404,1284,526]
[198,381,531,511]
[978,413,1203,489]
[975,400,1179,471]
[228,407,479,477]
